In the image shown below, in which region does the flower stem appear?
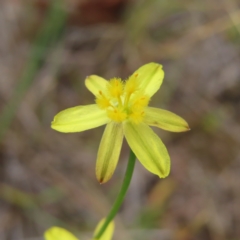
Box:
[94,149,136,239]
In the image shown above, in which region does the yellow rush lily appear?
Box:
[44,219,114,240]
[51,63,189,183]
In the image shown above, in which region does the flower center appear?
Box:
[96,75,150,123]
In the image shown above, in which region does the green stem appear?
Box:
[0,0,67,142]
[94,149,136,239]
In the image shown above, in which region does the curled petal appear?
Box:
[131,62,164,97]
[144,107,190,132]
[51,104,110,133]
[123,121,170,178]
[85,75,108,96]
[93,219,115,240]
[44,227,78,240]
[96,122,123,183]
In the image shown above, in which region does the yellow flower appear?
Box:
[51,63,189,183]
[44,219,114,240]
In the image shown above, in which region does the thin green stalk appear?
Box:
[0,0,67,142]
[94,149,136,239]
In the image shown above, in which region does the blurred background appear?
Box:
[0,0,240,239]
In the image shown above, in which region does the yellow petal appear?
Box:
[123,121,170,178]
[44,227,78,240]
[96,122,123,183]
[131,62,164,97]
[93,219,115,240]
[51,104,110,133]
[144,107,190,132]
[85,75,108,96]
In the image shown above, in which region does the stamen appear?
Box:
[129,110,145,124]
[108,78,124,98]
[107,108,127,122]
[96,74,150,124]
[96,91,111,109]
